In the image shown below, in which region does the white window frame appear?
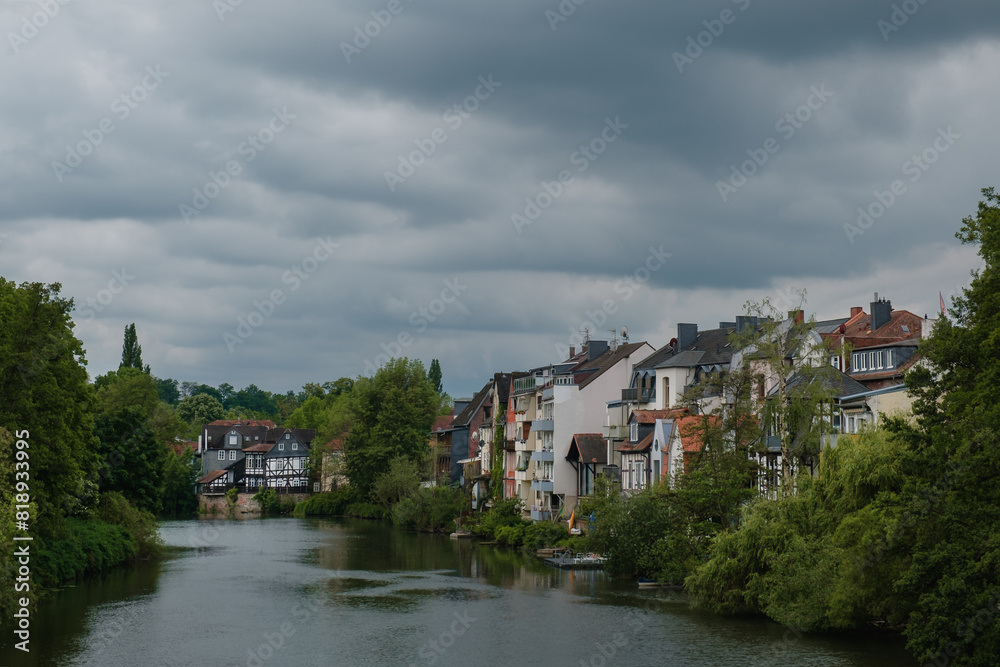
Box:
[279,443,285,451]
[292,442,298,450]
[229,450,237,461]
[630,422,638,442]
[218,450,225,460]
[229,434,238,445]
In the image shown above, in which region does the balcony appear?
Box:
[531,479,554,492]
[601,424,628,439]
[514,469,531,482]
[531,507,556,521]
[530,419,553,433]
[513,376,543,395]
[514,438,533,452]
[622,387,655,403]
[531,450,554,462]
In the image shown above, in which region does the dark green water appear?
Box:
[1,518,915,666]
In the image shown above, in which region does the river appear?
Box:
[1,518,915,666]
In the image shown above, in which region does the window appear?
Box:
[229,450,237,461]
[218,450,225,460]
[292,443,298,450]
[279,443,285,451]
[830,355,839,369]
[229,435,238,445]
[630,422,638,442]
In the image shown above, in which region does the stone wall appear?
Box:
[198,492,311,514]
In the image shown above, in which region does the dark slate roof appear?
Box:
[494,372,516,404]
[814,317,850,335]
[776,368,869,400]
[647,327,738,370]
[208,419,276,428]
[264,427,316,444]
[567,433,606,464]
[575,342,651,389]
[451,381,492,428]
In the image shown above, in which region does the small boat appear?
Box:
[544,553,605,570]
[637,577,663,589]
[449,530,473,539]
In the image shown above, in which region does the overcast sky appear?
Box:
[1,0,995,399]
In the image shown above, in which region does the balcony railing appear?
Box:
[601,424,628,439]
[513,376,543,395]
[622,388,655,403]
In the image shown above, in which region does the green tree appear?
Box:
[177,393,225,426]
[428,359,443,394]
[159,447,199,516]
[154,376,180,405]
[93,407,167,514]
[120,323,149,372]
[889,187,1000,665]
[93,366,160,419]
[217,382,235,408]
[344,358,437,496]
[0,280,100,536]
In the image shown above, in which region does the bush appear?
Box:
[252,488,280,514]
[391,486,466,533]
[522,521,569,551]
[471,498,527,540]
[345,502,385,519]
[494,524,525,548]
[35,519,138,588]
[96,491,163,559]
[294,487,361,516]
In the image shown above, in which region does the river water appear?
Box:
[1,518,915,666]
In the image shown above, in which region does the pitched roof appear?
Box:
[197,469,228,484]
[263,427,316,444]
[776,368,869,400]
[432,415,454,433]
[242,442,274,453]
[170,440,197,455]
[676,415,719,453]
[618,431,653,453]
[630,408,691,424]
[451,380,493,427]
[208,419,276,428]
[575,342,650,389]
[567,433,606,464]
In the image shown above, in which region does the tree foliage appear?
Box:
[343,358,437,496]
[119,323,149,373]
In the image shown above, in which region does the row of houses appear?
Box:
[195,419,318,494]
[432,294,932,520]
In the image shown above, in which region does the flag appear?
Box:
[940,291,946,315]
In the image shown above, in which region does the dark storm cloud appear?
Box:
[0,0,997,396]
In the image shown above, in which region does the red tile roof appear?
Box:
[630,408,691,424]
[618,431,653,453]
[197,469,227,484]
[242,443,274,453]
[170,440,197,455]
[676,415,719,453]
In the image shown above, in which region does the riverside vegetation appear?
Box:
[2,189,998,665]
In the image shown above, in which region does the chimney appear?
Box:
[677,323,698,350]
[735,316,758,334]
[569,346,575,358]
[587,340,609,361]
[870,297,892,332]
[719,321,737,330]
[787,309,804,324]
[850,306,863,318]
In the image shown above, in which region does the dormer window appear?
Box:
[630,422,638,442]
